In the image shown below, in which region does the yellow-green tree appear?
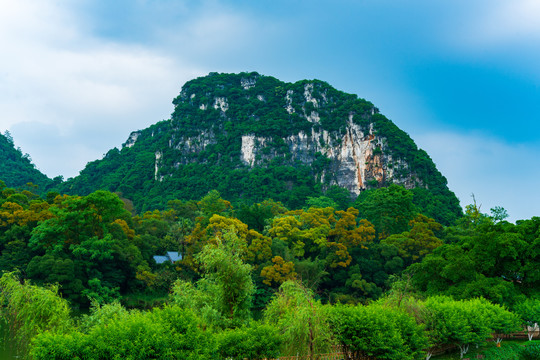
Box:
[382,214,443,267]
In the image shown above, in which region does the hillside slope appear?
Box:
[0,131,54,191]
[58,72,462,224]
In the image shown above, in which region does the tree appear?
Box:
[197,230,254,324]
[514,298,540,341]
[31,305,216,360]
[26,191,147,308]
[0,272,71,357]
[327,303,427,360]
[382,214,443,267]
[198,190,232,219]
[264,280,334,359]
[216,321,282,360]
[172,229,255,328]
[356,184,416,239]
[260,256,297,286]
[424,297,493,359]
[267,207,374,269]
[305,196,338,209]
[481,299,521,346]
[490,206,509,223]
[235,199,288,232]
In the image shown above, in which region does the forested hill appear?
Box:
[57,72,462,224]
[0,131,54,191]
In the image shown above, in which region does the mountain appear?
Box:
[0,131,55,191]
[58,72,462,224]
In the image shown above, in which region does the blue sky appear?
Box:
[1,0,539,221]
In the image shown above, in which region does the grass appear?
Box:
[431,339,540,360]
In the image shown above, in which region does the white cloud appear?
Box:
[0,0,207,178]
[474,0,540,43]
[415,131,540,222]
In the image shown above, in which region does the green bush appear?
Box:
[520,342,540,360]
[217,321,282,360]
[31,305,217,360]
[327,303,427,360]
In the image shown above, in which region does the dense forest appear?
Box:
[0,132,57,191]
[0,180,538,359]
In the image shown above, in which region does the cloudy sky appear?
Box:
[1,0,539,222]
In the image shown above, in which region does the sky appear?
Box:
[1,0,539,222]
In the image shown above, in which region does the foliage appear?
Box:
[356,184,417,239]
[197,230,255,325]
[327,303,427,360]
[409,214,539,306]
[0,272,71,357]
[31,305,216,360]
[0,131,54,191]
[422,296,513,359]
[172,229,255,328]
[264,280,334,358]
[519,342,540,359]
[216,321,282,360]
[26,190,147,307]
[260,256,297,286]
[514,298,540,340]
[382,214,443,267]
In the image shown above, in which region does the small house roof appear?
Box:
[167,251,182,262]
[153,255,169,264]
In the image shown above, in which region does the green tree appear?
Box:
[0,272,71,357]
[31,305,216,360]
[264,280,334,359]
[305,196,338,209]
[172,229,254,328]
[27,191,147,307]
[327,303,427,360]
[481,299,521,346]
[197,230,255,324]
[382,214,443,267]
[424,297,493,359]
[216,321,282,360]
[356,184,416,239]
[514,298,540,341]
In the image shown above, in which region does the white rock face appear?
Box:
[304,83,319,108]
[241,135,267,166]
[125,131,140,148]
[213,97,229,112]
[285,90,295,114]
[241,77,256,89]
[306,111,320,123]
[155,151,162,181]
[237,115,408,195]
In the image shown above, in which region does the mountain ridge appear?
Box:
[0,131,56,191]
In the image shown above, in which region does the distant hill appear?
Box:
[0,131,55,191]
[57,72,462,224]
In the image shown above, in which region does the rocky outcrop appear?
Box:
[236,118,417,195]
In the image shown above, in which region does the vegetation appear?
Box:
[52,72,461,225]
[0,179,538,359]
[0,131,56,190]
